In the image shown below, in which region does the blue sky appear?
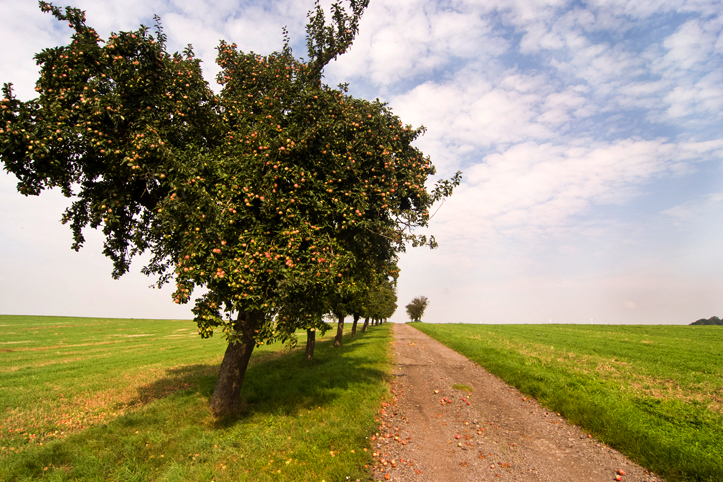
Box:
[1,0,722,324]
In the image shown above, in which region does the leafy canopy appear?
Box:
[1,1,460,344]
[364,278,398,321]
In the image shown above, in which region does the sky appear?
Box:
[1,0,722,324]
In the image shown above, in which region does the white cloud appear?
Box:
[473,0,569,26]
[663,190,723,222]
[663,69,723,120]
[389,69,570,161]
[587,0,721,19]
[430,138,723,251]
[326,0,509,89]
[662,17,721,72]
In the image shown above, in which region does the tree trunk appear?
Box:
[209,311,261,417]
[351,313,360,338]
[361,317,370,332]
[334,313,344,347]
[305,328,316,361]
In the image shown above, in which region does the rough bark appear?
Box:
[209,311,261,417]
[361,317,370,333]
[305,328,316,361]
[334,312,344,347]
[351,313,360,338]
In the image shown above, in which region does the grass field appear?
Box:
[413,323,723,482]
[0,315,392,481]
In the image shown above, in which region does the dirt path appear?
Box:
[370,324,664,482]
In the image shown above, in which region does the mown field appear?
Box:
[413,323,723,482]
[0,315,392,481]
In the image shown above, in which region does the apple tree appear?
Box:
[360,277,397,330]
[1,0,460,415]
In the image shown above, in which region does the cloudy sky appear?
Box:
[1,0,722,324]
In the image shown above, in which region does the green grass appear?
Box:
[412,323,723,482]
[451,384,473,392]
[0,315,393,481]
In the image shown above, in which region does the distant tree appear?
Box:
[362,277,397,327]
[690,316,723,325]
[405,296,429,322]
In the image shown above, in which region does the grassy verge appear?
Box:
[412,323,723,482]
[0,315,393,481]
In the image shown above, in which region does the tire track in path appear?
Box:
[370,323,664,482]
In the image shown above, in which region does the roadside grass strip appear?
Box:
[413,323,723,482]
[0,315,392,481]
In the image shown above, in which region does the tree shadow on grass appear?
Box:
[0,327,390,481]
[213,329,391,427]
[116,363,218,409]
[115,326,387,413]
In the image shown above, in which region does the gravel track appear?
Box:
[370,323,665,482]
